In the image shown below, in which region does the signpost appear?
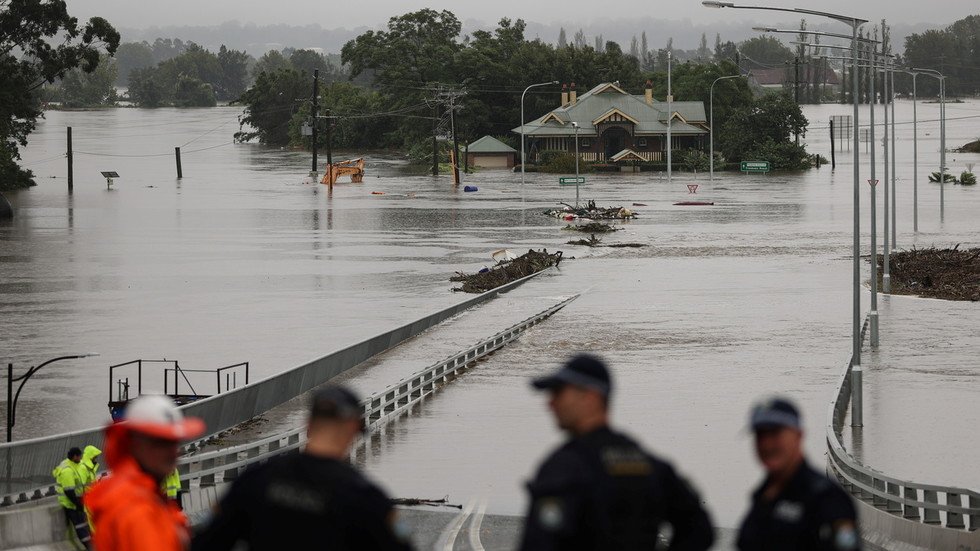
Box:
[558,177,586,185]
[740,161,770,174]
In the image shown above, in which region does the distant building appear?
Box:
[750,64,841,94]
[513,81,708,164]
[466,136,518,169]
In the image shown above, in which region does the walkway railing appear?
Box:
[173,294,577,490]
[826,315,980,531]
[1,290,575,507]
[0,269,551,502]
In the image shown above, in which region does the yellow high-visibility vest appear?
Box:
[53,459,82,510]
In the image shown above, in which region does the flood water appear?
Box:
[3,101,979,528]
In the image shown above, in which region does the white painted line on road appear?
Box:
[437,497,476,551]
[467,497,488,551]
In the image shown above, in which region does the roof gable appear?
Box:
[592,107,640,126]
[466,135,517,153]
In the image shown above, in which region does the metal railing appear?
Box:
[0,269,550,501]
[826,315,980,531]
[173,294,578,490]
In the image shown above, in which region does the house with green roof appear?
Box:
[465,135,518,169]
[512,81,708,164]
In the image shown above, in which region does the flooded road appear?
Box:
[3,101,979,528]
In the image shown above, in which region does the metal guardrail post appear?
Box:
[946,493,965,529]
[222,452,240,482]
[970,495,979,531]
[903,487,921,520]
[885,482,903,514]
[200,458,215,487]
[923,490,941,524]
[873,478,888,509]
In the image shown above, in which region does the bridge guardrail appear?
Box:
[2,291,576,507]
[826,315,980,531]
[0,268,553,503]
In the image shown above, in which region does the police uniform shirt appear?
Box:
[737,460,860,551]
[519,426,714,551]
[192,453,412,551]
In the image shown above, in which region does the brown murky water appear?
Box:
[3,102,979,526]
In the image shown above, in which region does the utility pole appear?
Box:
[324,109,332,166]
[793,56,801,144]
[431,101,439,176]
[450,96,460,186]
[66,127,73,193]
[311,69,319,178]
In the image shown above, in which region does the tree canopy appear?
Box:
[1,0,119,190]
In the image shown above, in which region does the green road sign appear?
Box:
[740,161,770,173]
[559,177,586,185]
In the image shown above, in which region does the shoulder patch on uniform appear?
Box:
[537,497,565,531]
[832,520,858,550]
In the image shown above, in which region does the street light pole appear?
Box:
[734,4,869,426]
[882,63,891,293]
[910,68,947,222]
[913,72,918,232]
[572,122,580,208]
[520,81,560,189]
[667,50,673,185]
[6,354,99,442]
[710,74,745,181]
[890,68,897,249]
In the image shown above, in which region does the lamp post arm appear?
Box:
[8,355,95,433]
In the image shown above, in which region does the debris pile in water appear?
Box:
[883,246,980,301]
[451,249,563,293]
[544,200,637,220]
[564,222,619,233]
[567,234,602,246]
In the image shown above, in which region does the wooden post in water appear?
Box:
[67,126,73,192]
[829,119,836,170]
[175,147,183,179]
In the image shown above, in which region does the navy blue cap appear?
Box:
[750,397,802,431]
[532,354,612,396]
[311,385,363,423]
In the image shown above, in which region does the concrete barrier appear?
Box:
[0,502,75,550]
[858,498,980,551]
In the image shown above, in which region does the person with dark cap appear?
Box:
[521,353,714,551]
[192,384,412,551]
[737,397,860,551]
[53,446,91,549]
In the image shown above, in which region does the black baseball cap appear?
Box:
[750,397,802,431]
[310,385,365,431]
[531,354,612,397]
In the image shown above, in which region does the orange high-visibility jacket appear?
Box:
[85,428,190,551]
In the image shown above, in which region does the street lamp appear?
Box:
[714,1,869,426]
[910,67,946,222]
[709,74,746,181]
[571,122,581,208]
[520,81,560,188]
[667,50,673,184]
[7,354,99,442]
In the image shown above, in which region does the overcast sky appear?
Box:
[70,0,977,30]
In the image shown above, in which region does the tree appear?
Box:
[697,33,711,61]
[127,67,165,107]
[719,93,810,169]
[558,28,567,48]
[640,32,653,71]
[289,49,329,77]
[253,50,291,78]
[739,36,793,67]
[173,75,216,107]
[114,42,154,86]
[59,55,118,107]
[573,29,587,49]
[236,68,309,145]
[0,0,119,190]
[217,45,251,100]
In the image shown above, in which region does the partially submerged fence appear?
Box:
[1,269,551,502]
[826,315,980,535]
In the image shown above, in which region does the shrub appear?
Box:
[960,172,976,185]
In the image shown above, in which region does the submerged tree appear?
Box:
[0,0,119,190]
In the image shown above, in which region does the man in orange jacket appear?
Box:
[85,395,205,551]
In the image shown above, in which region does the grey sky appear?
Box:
[70,0,976,30]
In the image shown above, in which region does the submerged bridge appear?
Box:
[1,273,978,550]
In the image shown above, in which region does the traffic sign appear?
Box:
[740,161,770,173]
[687,184,699,194]
[868,179,879,187]
[559,177,586,185]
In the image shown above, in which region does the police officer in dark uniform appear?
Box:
[192,385,412,551]
[520,354,714,551]
[737,397,860,551]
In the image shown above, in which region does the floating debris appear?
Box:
[607,243,647,248]
[883,246,980,301]
[451,249,563,293]
[544,200,637,220]
[563,222,620,233]
[391,496,462,509]
[567,234,602,246]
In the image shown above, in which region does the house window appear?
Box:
[582,139,591,148]
[638,138,648,147]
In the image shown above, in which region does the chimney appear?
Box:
[561,83,569,107]
[569,82,577,105]
[644,79,653,106]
